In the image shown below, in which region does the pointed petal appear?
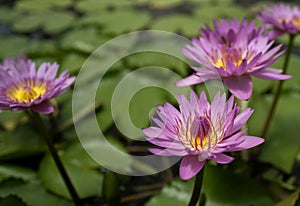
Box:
[31,102,54,114]
[149,148,188,156]
[213,153,234,164]
[226,136,264,152]
[251,68,292,80]
[230,108,253,134]
[223,75,253,100]
[179,155,205,180]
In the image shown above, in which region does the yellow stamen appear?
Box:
[6,80,47,103]
[292,17,300,27]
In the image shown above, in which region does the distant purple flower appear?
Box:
[258,4,300,38]
[143,91,264,180]
[0,57,75,114]
[175,19,291,100]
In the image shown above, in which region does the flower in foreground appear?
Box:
[0,57,75,114]
[175,19,291,100]
[143,91,264,180]
[258,4,300,38]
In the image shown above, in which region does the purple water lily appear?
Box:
[175,19,291,100]
[143,91,264,180]
[258,3,300,38]
[0,57,75,114]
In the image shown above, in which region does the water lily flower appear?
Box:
[143,91,264,180]
[0,57,75,114]
[175,19,291,100]
[258,3,300,38]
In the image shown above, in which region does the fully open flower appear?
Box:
[143,91,264,180]
[175,19,291,100]
[0,57,75,114]
[258,4,300,38]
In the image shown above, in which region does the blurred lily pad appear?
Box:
[151,15,203,37]
[75,0,133,12]
[12,11,75,34]
[0,36,31,58]
[0,179,72,206]
[97,11,151,35]
[249,95,300,173]
[275,189,300,206]
[146,165,273,206]
[60,27,109,53]
[15,0,72,11]
[0,7,21,24]
[60,53,87,75]
[0,124,46,160]
[38,144,103,199]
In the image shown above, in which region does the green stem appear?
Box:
[28,111,81,206]
[188,167,205,206]
[261,34,295,138]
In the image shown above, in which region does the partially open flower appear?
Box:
[258,3,300,38]
[175,19,291,100]
[0,57,75,114]
[143,91,264,180]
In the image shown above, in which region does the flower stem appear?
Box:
[261,34,295,138]
[28,111,81,206]
[188,167,205,206]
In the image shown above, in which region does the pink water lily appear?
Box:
[175,19,291,100]
[0,57,75,114]
[258,3,300,38]
[143,91,264,180]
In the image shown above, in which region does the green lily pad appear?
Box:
[38,147,103,199]
[0,179,72,206]
[0,165,36,184]
[0,124,46,160]
[249,95,300,173]
[146,165,273,206]
[0,36,31,58]
[60,27,109,53]
[60,53,87,75]
[98,11,151,35]
[75,0,133,12]
[15,0,72,12]
[0,196,26,206]
[275,189,300,206]
[12,11,75,34]
[151,15,203,37]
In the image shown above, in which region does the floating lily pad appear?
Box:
[0,179,72,206]
[146,165,273,206]
[15,0,72,12]
[60,27,109,53]
[12,11,75,34]
[75,0,133,13]
[249,95,300,173]
[151,15,203,37]
[98,11,151,35]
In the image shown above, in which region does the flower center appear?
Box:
[292,17,300,27]
[6,80,47,103]
[278,17,300,28]
[178,116,217,152]
[212,49,243,70]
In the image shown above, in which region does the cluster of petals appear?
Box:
[143,91,264,180]
[175,19,291,100]
[258,3,300,38]
[0,57,75,114]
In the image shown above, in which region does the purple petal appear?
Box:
[142,127,163,138]
[223,75,253,100]
[31,101,54,114]
[251,68,292,80]
[226,136,264,152]
[230,108,253,135]
[213,153,234,164]
[179,155,205,180]
[149,148,188,156]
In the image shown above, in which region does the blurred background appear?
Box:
[0,0,300,206]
